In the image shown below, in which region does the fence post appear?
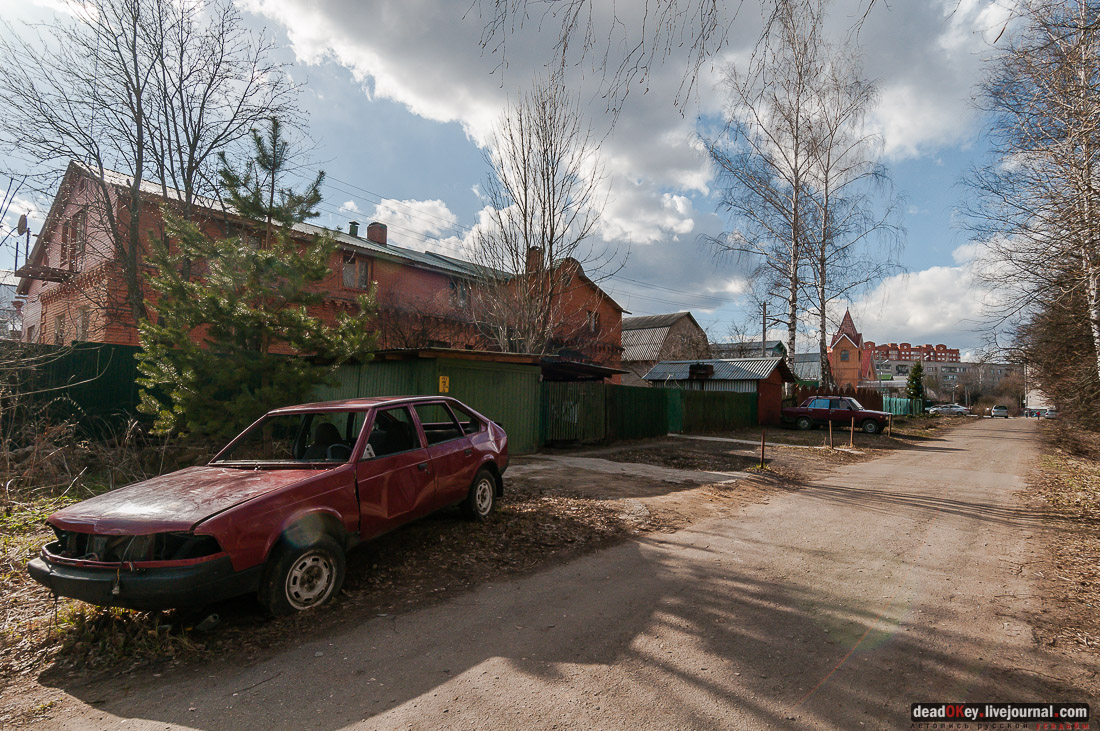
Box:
[759,428,766,469]
[828,420,833,449]
[888,413,893,437]
[850,416,855,447]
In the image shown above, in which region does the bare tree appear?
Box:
[474,0,879,114]
[147,1,298,219]
[705,0,824,365]
[965,0,1100,392]
[801,42,901,390]
[0,0,295,326]
[468,73,621,356]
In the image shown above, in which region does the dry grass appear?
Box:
[1029,421,1100,652]
[0,475,640,697]
[698,413,964,451]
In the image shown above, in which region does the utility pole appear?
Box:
[761,302,767,357]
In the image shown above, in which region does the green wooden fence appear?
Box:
[0,341,143,436]
[882,396,924,416]
[540,381,607,443]
[680,390,757,433]
[606,385,670,441]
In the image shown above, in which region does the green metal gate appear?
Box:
[539,381,607,444]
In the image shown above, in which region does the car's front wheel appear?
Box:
[260,535,346,616]
[861,419,881,434]
[795,416,813,431]
[461,468,496,521]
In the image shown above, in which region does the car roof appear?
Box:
[268,396,455,414]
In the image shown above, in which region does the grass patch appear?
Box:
[1031,421,1100,651]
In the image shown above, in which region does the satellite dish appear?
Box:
[16,214,27,235]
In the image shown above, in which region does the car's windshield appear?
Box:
[213,410,367,464]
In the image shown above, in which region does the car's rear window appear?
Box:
[214,411,366,464]
[413,403,464,445]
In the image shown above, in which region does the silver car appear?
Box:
[990,405,1009,418]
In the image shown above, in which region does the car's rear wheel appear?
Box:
[260,535,345,616]
[861,419,881,434]
[795,416,812,431]
[461,468,496,521]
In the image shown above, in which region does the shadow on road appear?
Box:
[44,533,1084,730]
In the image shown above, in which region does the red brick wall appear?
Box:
[21,170,623,371]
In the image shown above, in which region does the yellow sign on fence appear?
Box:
[438,375,450,393]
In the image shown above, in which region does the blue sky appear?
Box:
[1,0,1016,356]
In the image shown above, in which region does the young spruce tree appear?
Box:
[906,361,925,403]
[138,119,376,439]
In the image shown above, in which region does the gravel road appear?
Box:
[45,418,1098,729]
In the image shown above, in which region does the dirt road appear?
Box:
[43,418,1097,729]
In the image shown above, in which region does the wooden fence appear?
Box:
[539,382,758,444]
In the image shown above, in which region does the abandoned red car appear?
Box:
[781,396,890,434]
[28,396,508,615]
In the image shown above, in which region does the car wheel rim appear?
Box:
[285,550,334,610]
[475,478,493,515]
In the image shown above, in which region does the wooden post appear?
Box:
[759,428,766,469]
[850,417,855,447]
[888,413,893,437]
[828,420,833,449]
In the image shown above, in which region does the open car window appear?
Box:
[363,407,421,458]
[213,410,366,464]
[448,402,483,435]
[413,402,464,445]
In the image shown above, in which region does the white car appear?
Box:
[990,405,1009,418]
[929,404,970,416]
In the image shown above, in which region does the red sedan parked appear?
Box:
[28,396,508,615]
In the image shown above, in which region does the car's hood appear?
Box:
[48,465,325,534]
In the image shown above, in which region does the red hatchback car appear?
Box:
[28,396,508,615]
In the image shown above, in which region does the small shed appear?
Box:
[643,357,797,426]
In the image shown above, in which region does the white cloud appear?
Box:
[234,0,1014,338]
[846,243,1006,350]
[339,200,360,214]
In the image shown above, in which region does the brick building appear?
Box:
[863,341,960,363]
[621,312,709,387]
[828,310,876,390]
[15,162,623,371]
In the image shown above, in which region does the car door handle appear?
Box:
[417,462,429,472]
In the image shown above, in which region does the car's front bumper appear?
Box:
[27,555,263,611]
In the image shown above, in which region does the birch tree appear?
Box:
[802,48,900,390]
[967,0,1100,389]
[468,74,619,356]
[705,0,823,363]
[0,0,295,325]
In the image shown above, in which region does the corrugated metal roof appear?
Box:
[643,357,786,382]
[622,326,669,361]
[622,312,692,330]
